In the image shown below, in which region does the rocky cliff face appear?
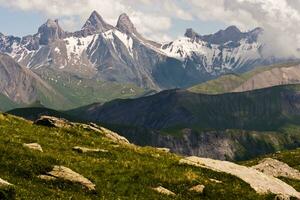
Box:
[0,53,67,106]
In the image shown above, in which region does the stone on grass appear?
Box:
[0,178,12,187]
[152,186,176,196]
[34,116,72,128]
[209,178,222,183]
[45,166,96,191]
[189,184,205,193]
[23,143,43,152]
[179,156,300,199]
[156,148,170,153]
[72,146,108,153]
[251,158,300,180]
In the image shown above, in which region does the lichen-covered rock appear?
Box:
[72,146,108,153]
[23,143,43,152]
[45,166,96,191]
[189,184,205,193]
[152,186,176,196]
[180,156,300,199]
[251,158,300,180]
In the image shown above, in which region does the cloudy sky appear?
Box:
[1,0,300,57]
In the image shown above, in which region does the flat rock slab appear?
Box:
[0,178,12,187]
[180,156,300,199]
[46,166,96,191]
[252,158,300,180]
[23,143,43,152]
[152,186,176,196]
[72,146,108,153]
[189,184,205,193]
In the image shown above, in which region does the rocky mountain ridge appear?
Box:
[0,11,281,90]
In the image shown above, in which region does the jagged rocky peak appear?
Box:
[184,28,201,39]
[38,19,65,45]
[224,25,241,34]
[116,13,137,35]
[82,10,114,34]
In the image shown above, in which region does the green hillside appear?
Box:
[42,70,145,110]
[0,114,276,199]
[189,62,299,94]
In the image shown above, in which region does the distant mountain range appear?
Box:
[0,11,286,92]
[1,10,299,111]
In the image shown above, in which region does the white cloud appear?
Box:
[0,0,191,41]
[188,0,300,58]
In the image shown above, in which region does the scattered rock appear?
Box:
[156,148,170,153]
[152,186,176,196]
[34,116,71,128]
[209,178,222,183]
[38,175,57,181]
[251,158,300,180]
[0,178,12,187]
[179,156,300,198]
[23,143,43,152]
[72,146,108,153]
[45,166,96,191]
[189,184,205,193]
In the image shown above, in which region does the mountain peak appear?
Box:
[38,19,65,45]
[184,28,200,39]
[116,13,137,34]
[82,10,113,34]
[224,26,241,34]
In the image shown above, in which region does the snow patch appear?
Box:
[64,35,95,60]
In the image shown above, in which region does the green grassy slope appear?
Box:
[41,70,145,110]
[0,113,275,200]
[189,62,300,94]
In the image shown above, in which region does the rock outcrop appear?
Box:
[34,116,130,145]
[23,143,43,152]
[88,123,130,144]
[180,156,300,198]
[34,116,72,128]
[43,166,96,191]
[152,186,176,196]
[252,158,300,180]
